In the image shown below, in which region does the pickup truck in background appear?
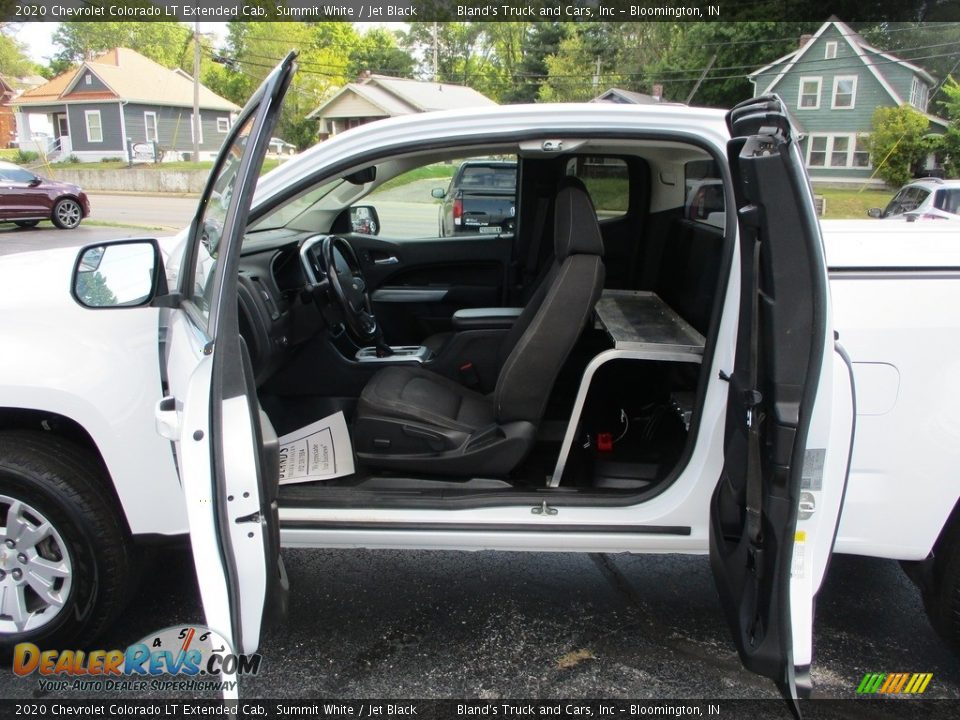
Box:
[431,160,516,236]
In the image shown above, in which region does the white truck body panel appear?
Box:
[824,222,960,560]
[0,110,954,566]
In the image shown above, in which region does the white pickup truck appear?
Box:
[0,56,956,707]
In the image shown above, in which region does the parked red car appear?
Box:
[0,160,90,229]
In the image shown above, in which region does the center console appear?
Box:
[355,345,432,363]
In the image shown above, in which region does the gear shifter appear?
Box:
[372,327,394,358]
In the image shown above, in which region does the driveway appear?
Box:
[0,549,956,707]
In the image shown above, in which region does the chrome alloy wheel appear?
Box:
[55,199,82,229]
[0,495,73,634]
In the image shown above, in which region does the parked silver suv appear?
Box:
[869,177,960,221]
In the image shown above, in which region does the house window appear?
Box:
[830,136,849,167]
[853,136,871,167]
[807,134,870,169]
[832,75,857,109]
[216,117,229,133]
[824,41,838,60]
[84,74,92,85]
[909,77,929,111]
[808,136,828,167]
[798,77,822,109]
[144,112,158,143]
[190,113,203,144]
[84,110,102,143]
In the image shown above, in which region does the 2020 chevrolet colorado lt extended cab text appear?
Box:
[0,57,957,708]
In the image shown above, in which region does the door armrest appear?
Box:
[451,307,523,331]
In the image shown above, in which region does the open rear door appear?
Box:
[156,53,296,679]
[710,96,855,711]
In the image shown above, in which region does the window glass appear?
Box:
[144,113,157,143]
[684,159,724,228]
[934,189,960,215]
[0,166,37,183]
[85,111,102,143]
[365,155,516,239]
[853,136,870,167]
[567,157,629,220]
[833,77,856,107]
[809,136,828,167]
[189,113,254,320]
[824,41,838,59]
[799,78,820,108]
[830,136,849,167]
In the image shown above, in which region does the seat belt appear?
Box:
[522,194,550,292]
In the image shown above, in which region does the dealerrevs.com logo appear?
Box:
[13,625,262,693]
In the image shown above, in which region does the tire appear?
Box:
[923,511,960,654]
[51,198,83,229]
[14,220,39,229]
[0,432,133,653]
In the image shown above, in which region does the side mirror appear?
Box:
[349,205,380,236]
[28,177,42,187]
[431,188,446,199]
[72,239,164,308]
[866,208,883,218]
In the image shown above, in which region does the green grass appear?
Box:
[375,163,457,193]
[815,187,894,219]
[0,149,20,161]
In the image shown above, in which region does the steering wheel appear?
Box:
[320,235,379,344]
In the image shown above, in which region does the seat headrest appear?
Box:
[553,176,604,260]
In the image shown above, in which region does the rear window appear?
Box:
[934,188,960,215]
[566,157,630,220]
[459,165,516,190]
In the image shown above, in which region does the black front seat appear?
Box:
[354,178,605,476]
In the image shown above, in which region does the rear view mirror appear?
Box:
[431,188,446,199]
[349,205,380,236]
[866,208,883,218]
[72,239,163,308]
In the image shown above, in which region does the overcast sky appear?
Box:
[18,22,230,66]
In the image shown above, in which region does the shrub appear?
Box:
[868,105,932,187]
[14,149,38,164]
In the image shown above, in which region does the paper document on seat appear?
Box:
[277,411,355,484]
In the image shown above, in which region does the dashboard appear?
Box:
[236,232,317,384]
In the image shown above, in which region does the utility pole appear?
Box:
[192,21,200,162]
[432,22,439,82]
[685,54,716,105]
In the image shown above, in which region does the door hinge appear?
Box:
[531,501,558,516]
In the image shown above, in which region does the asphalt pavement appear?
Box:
[0,547,957,707]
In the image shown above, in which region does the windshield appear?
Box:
[248,179,343,232]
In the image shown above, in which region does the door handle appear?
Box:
[373,256,398,265]
[154,396,181,441]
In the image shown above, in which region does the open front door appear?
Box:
[156,54,296,672]
[710,96,855,709]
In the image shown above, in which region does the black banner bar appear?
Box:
[0,699,958,720]
[2,0,958,24]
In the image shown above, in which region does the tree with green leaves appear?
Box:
[0,27,39,79]
[348,28,414,79]
[932,76,960,178]
[50,22,193,74]
[75,271,117,307]
[868,105,934,187]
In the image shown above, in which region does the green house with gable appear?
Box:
[747,18,949,185]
